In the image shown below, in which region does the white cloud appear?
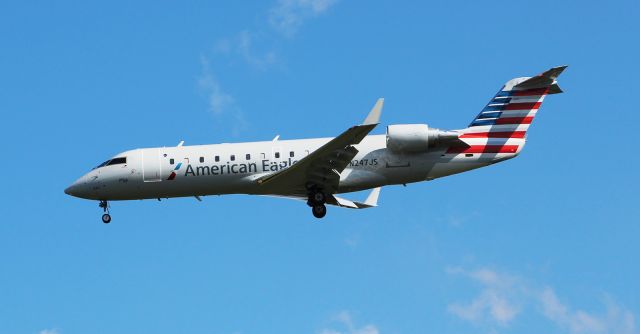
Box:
[213,32,278,71]
[539,288,636,334]
[447,267,637,334]
[539,287,606,333]
[442,211,480,227]
[269,0,339,37]
[344,234,360,248]
[319,311,380,334]
[236,30,277,69]
[198,56,235,115]
[446,267,521,326]
[39,329,59,334]
[197,56,248,135]
[198,0,339,130]
[212,0,338,70]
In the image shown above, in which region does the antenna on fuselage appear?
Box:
[177,140,184,147]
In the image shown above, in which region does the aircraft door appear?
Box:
[142,148,162,182]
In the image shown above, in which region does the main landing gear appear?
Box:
[307,187,327,219]
[99,200,111,224]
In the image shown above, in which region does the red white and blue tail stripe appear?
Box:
[462,66,566,139]
[449,66,566,156]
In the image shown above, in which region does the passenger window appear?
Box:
[215,156,220,162]
[290,151,294,157]
[230,155,235,161]
[200,157,204,163]
[275,152,280,159]
[107,157,127,165]
[246,154,251,160]
[170,158,174,165]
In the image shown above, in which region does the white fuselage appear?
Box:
[65,133,522,201]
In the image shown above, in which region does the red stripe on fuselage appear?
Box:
[459,131,527,138]
[446,145,520,154]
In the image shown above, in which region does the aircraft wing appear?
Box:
[256,98,384,196]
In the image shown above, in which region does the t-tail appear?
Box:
[454,65,567,157]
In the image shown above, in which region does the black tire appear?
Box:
[312,204,327,219]
[102,213,112,224]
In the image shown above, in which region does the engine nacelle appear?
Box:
[386,124,458,153]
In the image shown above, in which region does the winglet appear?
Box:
[362,98,384,125]
[330,187,382,209]
[362,187,381,207]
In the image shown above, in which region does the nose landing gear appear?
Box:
[99,200,111,224]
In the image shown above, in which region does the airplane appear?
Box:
[65,66,566,223]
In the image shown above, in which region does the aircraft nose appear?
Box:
[64,177,91,198]
[64,181,82,197]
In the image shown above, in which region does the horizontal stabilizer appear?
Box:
[547,83,563,94]
[515,65,567,94]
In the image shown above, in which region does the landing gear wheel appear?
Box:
[307,187,327,207]
[312,204,327,219]
[99,200,111,224]
[312,191,326,204]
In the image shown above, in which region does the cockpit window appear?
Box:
[93,157,127,170]
[107,157,127,165]
[94,160,110,169]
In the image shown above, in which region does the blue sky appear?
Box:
[1,0,639,333]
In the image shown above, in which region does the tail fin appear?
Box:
[462,65,567,139]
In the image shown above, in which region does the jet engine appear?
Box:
[386,124,459,153]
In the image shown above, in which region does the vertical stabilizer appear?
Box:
[462,65,567,139]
